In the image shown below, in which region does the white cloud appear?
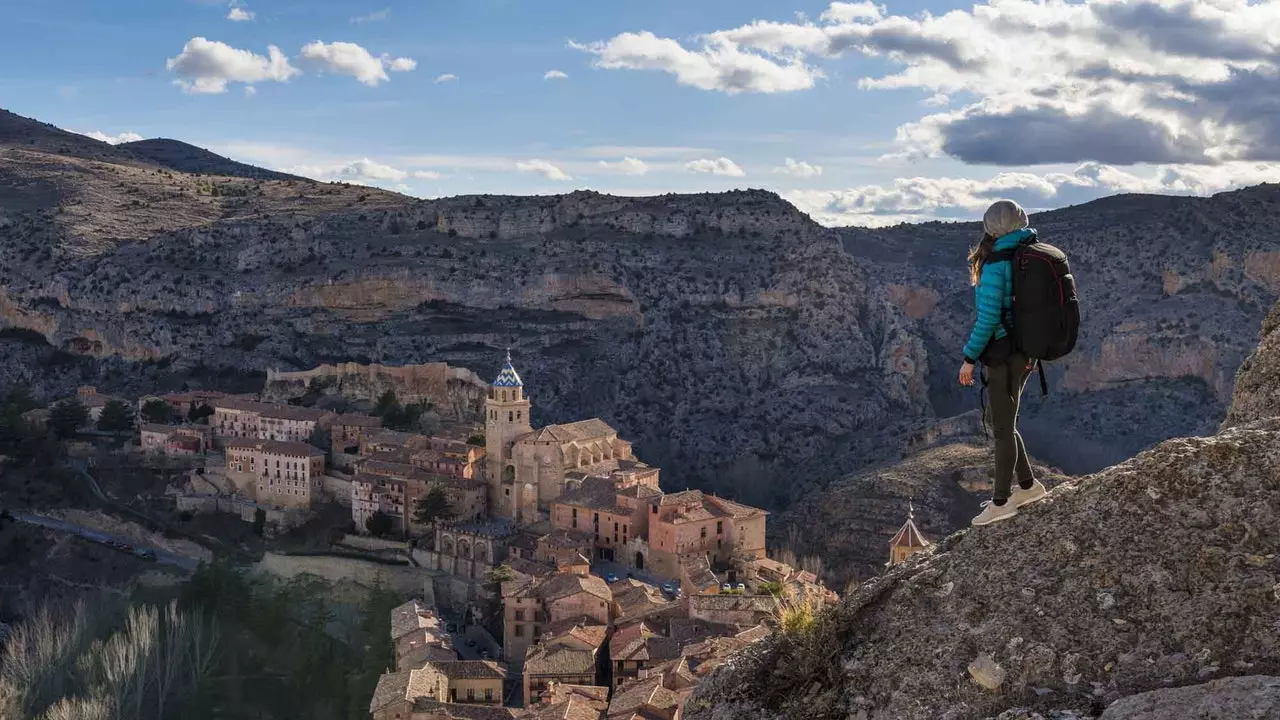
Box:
[598,157,650,176]
[773,157,823,178]
[298,41,415,86]
[166,37,299,94]
[516,159,572,181]
[544,69,568,80]
[784,161,1280,227]
[351,8,390,23]
[434,73,458,83]
[412,170,443,180]
[571,30,822,94]
[77,130,144,145]
[243,85,257,97]
[579,1,1280,166]
[226,6,254,21]
[286,157,409,185]
[685,157,746,177]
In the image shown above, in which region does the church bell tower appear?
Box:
[485,350,533,519]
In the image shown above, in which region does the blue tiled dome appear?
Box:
[493,351,523,387]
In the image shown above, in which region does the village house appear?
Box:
[413,702,518,720]
[647,491,768,579]
[604,669,690,720]
[360,429,486,481]
[211,397,334,444]
[501,571,612,663]
[522,619,608,706]
[687,594,775,627]
[483,353,646,522]
[223,438,326,509]
[609,580,678,625]
[369,661,508,720]
[353,472,409,534]
[608,620,681,689]
[550,474,663,566]
[392,599,457,670]
[140,424,212,457]
[331,413,383,453]
[71,386,122,423]
[356,458,489,528]
[678,553,720,596]
[534,529,596,569]
[888,504,932,566]
[138,390,229,420]
[517,683,608,720]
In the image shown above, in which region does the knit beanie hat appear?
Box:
[983,200,1029,238]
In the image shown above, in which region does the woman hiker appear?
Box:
[959,199,1049,526]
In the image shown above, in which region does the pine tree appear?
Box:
[97,399,135,433]
[412,485,455,527]
[50,399,89,439]
[140,399,173,425]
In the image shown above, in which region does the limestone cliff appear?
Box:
[1222,296,1280,429]
[685,299,1280,720]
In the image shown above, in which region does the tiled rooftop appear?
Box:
[223,438,324,457]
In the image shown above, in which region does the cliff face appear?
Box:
[1222,297,1280,429]
[685,298,1280,720]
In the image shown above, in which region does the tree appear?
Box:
[308,426,331,453]
[412,485,455,528]
[187,403,214,424]
[466,434,484,447]
[49,399,89,439]
[140,399,172,425]
[251,508,266,536]
[372,390,398,418]
[97,399,135,433]
[365,511,394,538]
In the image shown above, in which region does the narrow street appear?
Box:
[10,511,200,571]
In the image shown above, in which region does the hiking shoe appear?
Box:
[972,500,1017,527]
[1011,480,1047,508]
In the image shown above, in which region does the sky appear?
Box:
[2,0,1280,226]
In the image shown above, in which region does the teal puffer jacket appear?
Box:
[963,228,1037,363]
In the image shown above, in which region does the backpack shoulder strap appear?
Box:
[987,249,1016,263]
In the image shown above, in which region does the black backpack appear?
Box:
[988,241,1081,395]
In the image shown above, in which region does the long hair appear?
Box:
[967,232,996,286]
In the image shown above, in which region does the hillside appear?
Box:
[2,105,1279,525]
[118,139,303,181]
[685,296,1280,720]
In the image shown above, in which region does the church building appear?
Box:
[887,502,931,566]
[484,352,639,523]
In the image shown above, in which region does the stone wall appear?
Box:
[321,474,353,507]
[255,551,427,595]
[175,494,309,529]
[263,360,487,407]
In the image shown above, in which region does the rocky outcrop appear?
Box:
[1222,298,1280,428]
[685,298,1280,720]
[1095,676,1280,720]
[261,360,489,420]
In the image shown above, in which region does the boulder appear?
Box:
[1097,676,1280,719]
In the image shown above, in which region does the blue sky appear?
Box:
[3,0,1279,225]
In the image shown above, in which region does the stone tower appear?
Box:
[887,501,931,567]
[485,350,533,519]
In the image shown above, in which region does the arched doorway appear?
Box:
[634,552,645,570]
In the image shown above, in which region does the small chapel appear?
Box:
[887,502,932,566]
[484,352,639,523]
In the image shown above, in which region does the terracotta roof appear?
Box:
[525,643,597,677]
[735,623,773,644]
[508,557,558,579]
[519,694,607,720]
[509,529,543,552]
[615,484,662,500]
[223,438,324,457]
[606,675,682,719]
[554,477,624,513]
[539,618,608,649]
[537,529,595,549]
[259,404,331,422]
[537,573,612,603]
[390,599,441,640]
[213,397,276,413]
[333,413,383,427]
[412,700,518,719]
[527,418,618,444]
[658,490,702,507]
[705,495,768,519]
[425,660,507,680]
[369,671,412,712]
[140,423,174,434]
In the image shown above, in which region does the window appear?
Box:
[614,521,619,532]
[515,610,524,621]
[467,689,475,701]
[533,625,541,637]
[509,411,513,422]
[514,625,523,637]
[485,689,493,701]
[717,521,723,534]
[517,410,521,419]
[700,527,707,539]
[651,506,657,514]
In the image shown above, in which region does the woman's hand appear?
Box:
[958,360,976,387]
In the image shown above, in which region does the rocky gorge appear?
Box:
[3,106,1280,563]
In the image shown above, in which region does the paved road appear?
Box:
[10,511,200,571]
[591,559,679,594]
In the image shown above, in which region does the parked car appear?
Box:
[735,583,746,592]
[720,583,732,592]
[605,573,619,584]
[479,649,490,660]
[661,582,679,595]
[133,548,157,561]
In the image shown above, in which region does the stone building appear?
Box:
[609,620,681,689]
[360,430,486,481]
[352,458,488,535]
[138,390,228,420]
[518,684,607,719]
[211,398,334,445]
[483,353,642,522]
[647,491,768,579]
[392,599,457,670]
[142,424,212,456]
[888,503,931,566]
[72,386,122,423]
[369,661,507,719]
[425,519,515,580]
[224,438,326,509]
[522,620,607,706]
[331,413,383,453]
[501,572,612,663]
[550,475,662,565]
